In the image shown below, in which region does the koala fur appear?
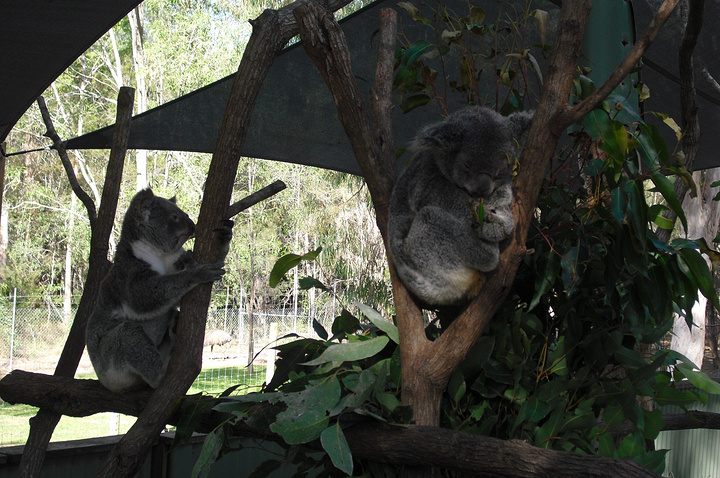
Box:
[388,106,533,306]
[86,188,233,392]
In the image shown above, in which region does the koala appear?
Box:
[388,106,533,306]
[86,188,233,392]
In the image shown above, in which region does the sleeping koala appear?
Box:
[86,188,232,392]
[388,106,533,306]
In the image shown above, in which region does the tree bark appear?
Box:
[93,1,353,476]
[18,87,134,478]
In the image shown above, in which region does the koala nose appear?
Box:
[466,174,494,198]
[187,221,196,237]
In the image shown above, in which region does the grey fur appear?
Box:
[388,106,533,306]
[86,188,233,392]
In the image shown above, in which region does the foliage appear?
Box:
[394,0,548,115]
[186,258,404,477]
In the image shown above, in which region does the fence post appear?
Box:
[9,288,16,370]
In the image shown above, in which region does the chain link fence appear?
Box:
[0,293,338,392]
[0,293,342,445]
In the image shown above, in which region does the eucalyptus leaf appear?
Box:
[321,424,353,475]
[301,336,390,366]
[357,303,399,343]
[271,377,341,444]
[191,426,226,478]
[675,362,720,394]
[269,247,322,287]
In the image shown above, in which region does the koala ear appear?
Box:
[508,111,534,143]
[132,188,156,211]
[415,120,464,153]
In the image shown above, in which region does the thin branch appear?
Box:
[226,179,287,218]
[37,96,97,228]
[558,0,682,129]
[19,87,135,478]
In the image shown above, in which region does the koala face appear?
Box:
[148,196,196,251]
[449,135,510,198]
[124,189,196,252]
[415,106,532,199]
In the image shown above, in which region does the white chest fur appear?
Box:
[131,239,184,275]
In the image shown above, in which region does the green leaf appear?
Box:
[400,93,431,114]
[173,395,216,448]
[650,172,687,233]
[313,317,328,340]
[269,248,322,287]
[335,370,376,411]
[376,391,401,412]
[448,371,467,405]
[535,408,564,448]
[675,362,720,394]
[331,309,361,336]
[321,423,353,475]
[191,426,226,478]
[634,450,669,475]
[299,276,328,291]
[642,409,665,440]
[524,397,552,422]
[301,336,390,366]
[648,204,673,230]
[678,248,720,310]
[611,187,628,223]
[528,250,560,310]
[357,303,399,343]
[271,377,341,444]
[618,432,645,459]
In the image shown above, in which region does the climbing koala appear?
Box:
[86,188,233,392]
[388,106,533,306]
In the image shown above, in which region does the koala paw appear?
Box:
[195,261,226,283]
[215,220,234,243]
[174,250,196,271]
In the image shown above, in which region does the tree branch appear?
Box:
[226,179,286,219]
[413,1,593,424]
[558,0,682,128]
[37,96,97,229]
[656,0,704,244]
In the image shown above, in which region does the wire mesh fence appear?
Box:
[0,294,336,387]
[0,293,338,445]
